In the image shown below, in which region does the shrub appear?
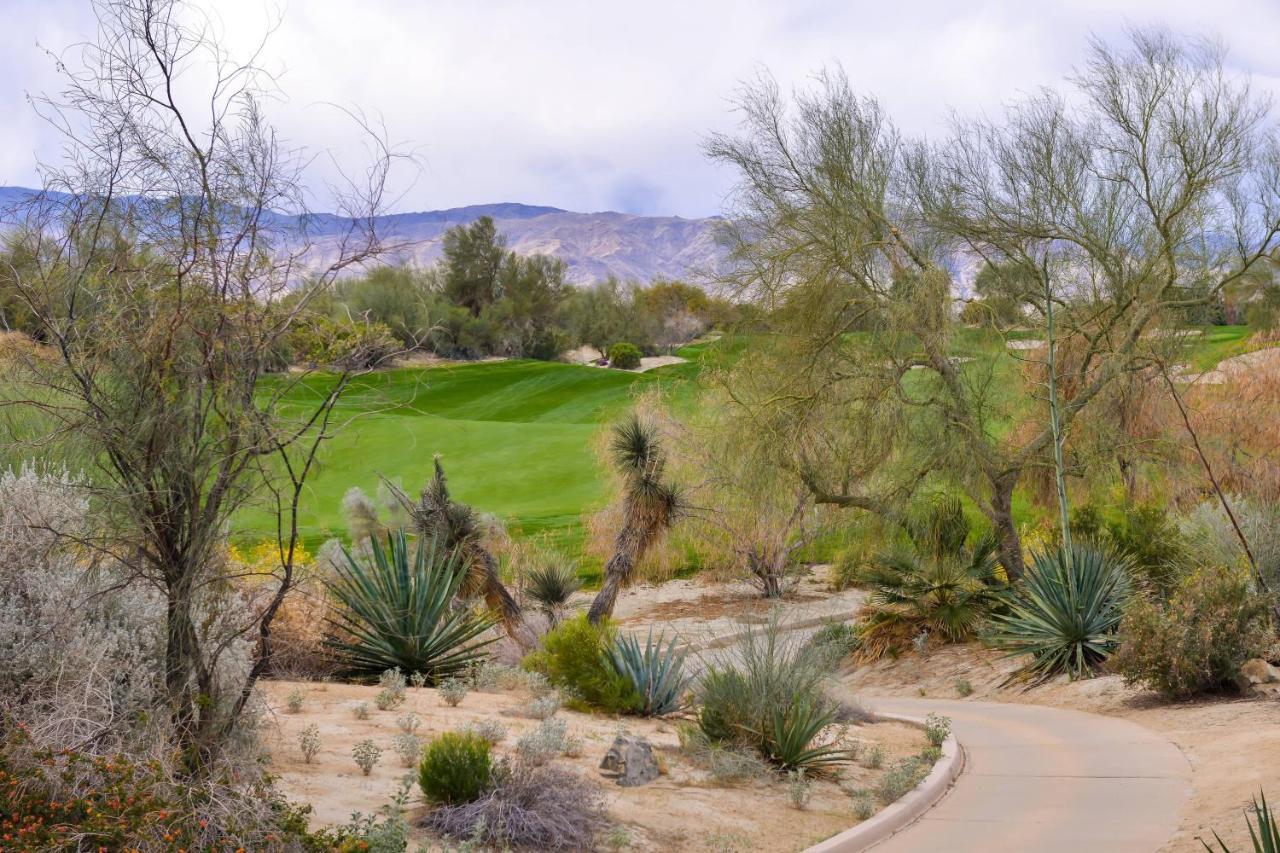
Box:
[325,531,498,681]
[986,543,1131,682]
[525,557,582,626]
[807,620,862,664]
[392,732,422,768]
[418,731,493,805]
[676,724,770,785]
[515,718,581,765]
[285,688,306,713]
[473,662,551,694]
[352,739,382,776]
[463,719,508,745]
[524,694,562,720]
[396,712,421,735]
[923,713,951,747]
[955,678,973,697]
[608,342,643,369]
[852,791,876,820]
[863,745,884,769]
[299,724,321,763]
[523,614,642,713]
[603,629,691,716]
[374,668,407,710]
[788,769,812,810]
[438,678,469,707]
[352,702,370,720]
[1112,566,1273,698]
[876,758,926,804]
[421,759,609,851]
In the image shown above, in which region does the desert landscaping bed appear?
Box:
[262,679,934,852]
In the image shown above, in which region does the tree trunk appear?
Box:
[987,476,1024,581]
[589,520,645,624]
[164,572,211,771]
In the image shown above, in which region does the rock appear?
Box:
[599,734,660,787]
[1240,659,1280,686]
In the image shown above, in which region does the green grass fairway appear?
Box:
[234,358,699,556]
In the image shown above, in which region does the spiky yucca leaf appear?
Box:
[768,699,855,774]
[326,531,498,681]
[986,543,1131,683]
[1201,790,1280,852]
[603,629,691,716]
[525,558,582,616]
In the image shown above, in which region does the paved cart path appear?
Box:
[837,693,1192,852]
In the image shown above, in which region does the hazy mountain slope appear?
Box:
[0,187,727,285]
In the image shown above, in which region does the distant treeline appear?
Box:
[281,215,746,367]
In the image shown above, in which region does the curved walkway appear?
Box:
[838,693,1192,852]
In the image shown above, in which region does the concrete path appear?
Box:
[843,694,1192,852]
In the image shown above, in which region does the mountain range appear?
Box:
[0,187,728,286]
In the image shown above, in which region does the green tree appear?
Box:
[441,216,507,317]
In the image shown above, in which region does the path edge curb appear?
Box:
[803,713,964,853]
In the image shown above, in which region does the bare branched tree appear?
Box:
[708,31,1280,578]
[1,0,408,769]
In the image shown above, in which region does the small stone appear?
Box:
[599,733,660,787]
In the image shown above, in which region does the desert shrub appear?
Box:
[463,718,508,745]
[876,757,926,804]
[325,530,498,681]
[923,713,951,747]
[396,712,421,735]
[421,758,610,851]
[608,341,642,369]
[473,661,551,694]
[986,543,1132,682]
[524,556,582,626]
[515,718,582,765]
[352,739,382,776]
[1112,566,1273,698]
[375,668,407,710]
[523,614,642,713]
[352,702,370,720]
[856,497,1002,660]
[438,678,469,707]
[863,745,884,769]
[523,693,562,720]
[676,724,770,784]
[418,731,494,805]
[299,724,321,763]
[920,744,943,762]
[697,616,851,773]
[1074,501,1186,595]
[1181,497,1280,592]
[954,678,973,697]
[285,688,306,713]
[603,629,691,716]
[851,791,876,820]
[788,769,812,810]
[392,732,422,768]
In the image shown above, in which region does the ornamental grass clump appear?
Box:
[524,557,582,627]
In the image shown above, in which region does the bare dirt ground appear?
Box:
[840,644,1280,852]
[260,680,928,852]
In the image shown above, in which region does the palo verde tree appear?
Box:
[2,0,405,769]
[708,31,1280,579]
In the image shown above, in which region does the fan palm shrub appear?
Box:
[326,531,498,681]
[986,543,1131,683]
[856,496,1002,660]
[603,629,691,716]
[588,415,683,623]
[524,556,582,626]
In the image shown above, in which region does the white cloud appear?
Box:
[1,0,1278,217]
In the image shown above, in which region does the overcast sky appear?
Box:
[2,0,1280,218]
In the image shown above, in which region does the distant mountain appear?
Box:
[0,187,728,286]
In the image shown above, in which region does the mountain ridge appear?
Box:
[0,186,726,285]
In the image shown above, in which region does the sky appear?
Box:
[2,0,1280,219]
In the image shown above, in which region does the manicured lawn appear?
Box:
[233,358,701,556]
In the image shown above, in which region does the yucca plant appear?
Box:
[767,699,854,774]
[603,629,691,716]
[524,557,582,626]
[326,530,498,681]
[986,542,1131,683]
[1201,791,1280,852]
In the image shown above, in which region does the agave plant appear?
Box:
[524,557,582,626]
[1201,790,1280,852]
[767,698,855,774]
[986,543,1131,683]
[326,530,498,681]
[603,629,691,716]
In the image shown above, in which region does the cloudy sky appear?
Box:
[2,0,1279,218]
